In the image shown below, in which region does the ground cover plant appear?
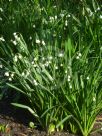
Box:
[0,0,102,136]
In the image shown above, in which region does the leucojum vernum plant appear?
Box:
[0,33,102,136]
[0,0,102,135]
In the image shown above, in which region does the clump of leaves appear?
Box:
[0,124,11,135]
[1,34,102,136]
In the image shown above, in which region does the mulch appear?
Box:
[0,100,102,136]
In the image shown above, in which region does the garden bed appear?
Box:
[0,101,102,136]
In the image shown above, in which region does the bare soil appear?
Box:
[0,100,102,136]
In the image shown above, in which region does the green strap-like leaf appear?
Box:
[11,103,38,118]
[56,115,72,128]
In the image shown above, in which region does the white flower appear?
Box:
[33,25,35,28]
[58,53,64,57]
[95,7,100,12]
[89,12,93,16]
[17,37,20,41]
[41,64,45,67]
[45,61,49,67]
[12,40,17,45]
[13,32,17,36]
[59,35,61,38]
[0,17,2,21]
[100,46,102,51]
[86,76,90,80]
[69,84,72,89]
[65,70,67,74]
[48,56,53,60]
[36,39,40,44]
[76,52,82,59]
[0,64,3,68]
[34,79,38,86]
[22,72,25,76]
[60,13,64,18]
[67,78,70,82]
[14,35,18,39]
[67,14,71,17]
[99,15,102,19]
[60,64,63,67]
[53,33,56,37]
[29,36,32,40]
[86,8,92,15]
[14,55,18,62]
[64,27,66,30]
[18,54,22,59]
[68,66,70,69]
[42,40,45,46]
[0,8,3,12]
[11,73,14,78]
[68,75,71,79]
[33,64,37,68]
[41,8,44,11]
[97,7,100,11]
[67,75,71,81]
[4,72,9,77]
[42,57,45,61]
[93,97,96,102]
[65,20,68,26]
[78,53,82,57]
[76,56,80,59]
[26,71,30,76]
[32,61,34,65]
[55,15,57,20]
[9,77,12,81]
[48,61,51,64]
[49,16,54,22]
[0,37,5,42]
[55,66,58,70]
[53,5,56,8]
[13,33,20,40]
[13,20,15,24]
[34,58,37,61]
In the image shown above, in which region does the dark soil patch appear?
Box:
[0,100,102,136]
